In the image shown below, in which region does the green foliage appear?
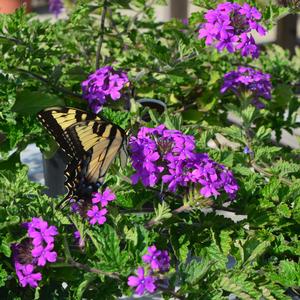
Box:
[0,0,299,299]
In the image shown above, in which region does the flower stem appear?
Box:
[251,161,292,186]
[15,67,83,100]
[145,204,192,228]
[95,0,108,70]
[55,258,120,280]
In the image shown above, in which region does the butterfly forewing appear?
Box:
[37,106,101,158]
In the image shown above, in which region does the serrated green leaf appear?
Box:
[0,240,11,257]
[183,259,213,285]
[0,264,7,288]
[220,230,233,256]
[269,260,300,288]
[244,240,270,266]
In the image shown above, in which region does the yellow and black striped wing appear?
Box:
[66,120,127,184]
[37,106,128,202]
[37,106,101,158]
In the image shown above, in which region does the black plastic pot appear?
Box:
[42,149,67,197]
[136,98,167,121]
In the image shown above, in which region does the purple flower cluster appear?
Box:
[198,2,266,58]
[221,66,272,108]
[142,245,170,273]
[13,218,58,288]
[81,66,129,113]
[71,188,116,226]
[128,245,170,296]
[130,125,195,187]
[87,187,115,225]
[129,125,238,200]
[48,0,63,16]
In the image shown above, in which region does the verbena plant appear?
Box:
[0,0,299,299]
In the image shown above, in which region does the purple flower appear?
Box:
[81,66,129,113]
[31,243,57,266]
[70,198,80,213]
[129,125,196,188]
[221,66,272,108]
[15,263,42,288]
[182,18,189,26]
[48,0,63,16]
[128,267,156,296]
[142,245,162,270]
[142,245,170,272]
[74,230,85,248]
[198,2,266,58]
[243,146,250,154]
[92,188,116,207]
[130,126,239,200]
[158,250,171,272]
[27,218,58,246]
[13,217,58,288]
[87,206,107,225]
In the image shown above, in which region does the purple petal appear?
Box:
[128,275,140,287]
[135,284,145,296]
[136,267,144,279]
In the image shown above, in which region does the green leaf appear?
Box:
[293,197,300,224]
[12,91,65,116]
[271,160,300,177]
[0,215,20,230]
[170,230,190,261]
[220,230,233,256]
[164,113,182,130]
[241,106,256,126]
[76,273,97,299]
[183,259,213,285]
[273,84,294,108]
[244,240,270,266]
[276,203,291,218]
[208,71,220,86]
[153,202,172,224]
[199,231,227,270]
[255,126,272,141]
[220,276,258,300]
[0,264,8,288]
[182,109,204,122]
[269,260,300,288]
[0,240,11,257]
[89,224,129,272]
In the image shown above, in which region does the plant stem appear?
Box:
[62,235,72,260]
[15,68,83,100]
[61,236,120,279]
[134,52,198,82]
[95,0,108,70]
[56,258,120,280]
[159,286,186,300]
[146,204,192,228]
[251,161,292,186]
[120,208,155,214]
[125,0,156,33]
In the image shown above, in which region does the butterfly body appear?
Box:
[38,107,128,202]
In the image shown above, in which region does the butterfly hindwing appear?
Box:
[66,120,127,184]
